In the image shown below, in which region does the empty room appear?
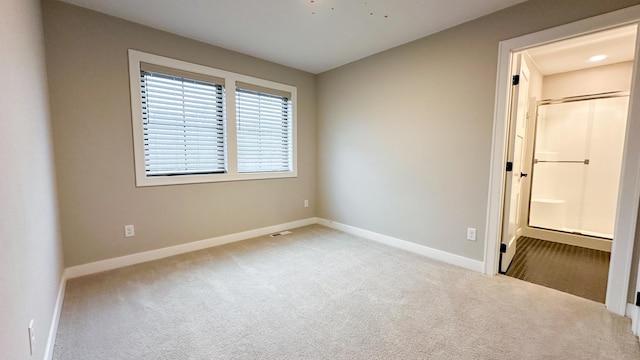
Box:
[4,0,640,359]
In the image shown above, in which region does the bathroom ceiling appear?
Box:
[58,0,526,74]
[526,25,638,75]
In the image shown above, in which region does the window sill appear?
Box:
[135,170,298,187]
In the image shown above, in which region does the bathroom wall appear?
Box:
[542,61,633,99]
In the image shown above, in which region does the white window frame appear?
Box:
[128,49,297,186]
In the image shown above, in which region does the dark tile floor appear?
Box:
[505,236,610,303]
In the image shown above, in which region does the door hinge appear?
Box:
[506,161,513,172]
[512,74,520,86]
[636,291,640,306]
[500,243,507,253]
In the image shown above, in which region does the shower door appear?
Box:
[528,95,628,239]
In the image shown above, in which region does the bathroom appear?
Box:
[504,25,636,302]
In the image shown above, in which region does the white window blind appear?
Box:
[236,85,292,173]
[140,68,225,176]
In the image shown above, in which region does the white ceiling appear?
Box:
[526,25,637,75]
[59,0,526,74]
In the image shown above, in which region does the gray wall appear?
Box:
[0,0,65,359]
[317,0,640,262]
[42,1,317,267]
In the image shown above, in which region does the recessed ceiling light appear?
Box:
[589,55,607,62]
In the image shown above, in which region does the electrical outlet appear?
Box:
[304,199,309,208]
[467,227,477,241]
[28,319,35,356]
[124,224,135,238]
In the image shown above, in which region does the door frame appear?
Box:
[484,4,640,317]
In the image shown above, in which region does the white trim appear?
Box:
[128,49,298,187]
[484,37,512,277]
[317,218,484,273]
[610,25,640,316]
[484,5,640,316]
[43,272,66,360]
[65,218,316,278]
[626,303,639,336]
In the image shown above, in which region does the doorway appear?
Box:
[485,5,640,318]
[497,26,636,303]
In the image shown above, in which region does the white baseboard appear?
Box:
[627,303,639,336]
[65,218,317,278]
[317,218,484,273]
[65,217,484,279]
[44,272,67,360]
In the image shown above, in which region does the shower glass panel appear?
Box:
[529,95,628,239]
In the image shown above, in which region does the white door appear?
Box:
[500,54,530,273]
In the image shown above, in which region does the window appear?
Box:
[140,64,225,177]
[128,50,297,186]
[236,84,292,173]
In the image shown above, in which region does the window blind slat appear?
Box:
[143,128,224,137]
[143,122,224,131]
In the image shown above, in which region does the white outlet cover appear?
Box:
[124,225,135,238]
[467,228,477,241]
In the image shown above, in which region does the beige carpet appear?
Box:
[53,225,640,359]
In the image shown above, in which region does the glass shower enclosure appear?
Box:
[528,93,629,239]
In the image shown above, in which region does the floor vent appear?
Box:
[270,231,292,237]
